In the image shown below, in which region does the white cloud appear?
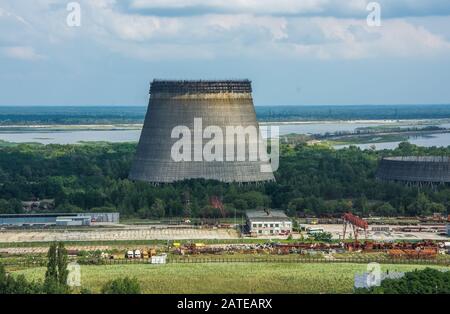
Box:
[0,7,32,26]
[285,18,450,59]
[129,0,450,17]
[130,0,334,15]
[2,46,44,60]
[1,0,449,62]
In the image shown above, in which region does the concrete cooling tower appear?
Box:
[129,80,275,183]
[376,156,450,185]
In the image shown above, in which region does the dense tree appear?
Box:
[150,198,166,218]
[45,243,58,286]
[57,243,69,286]
[44,242,69,293]
[1,243,69,294]
[0,142,449,218]
[0,265,43,294]
[312,232,333,243]
[101,277,141,294]
[375,203,396,217]
[357,268,450,294]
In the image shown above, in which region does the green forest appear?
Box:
[0,141,449,218]
[356,268,450,294]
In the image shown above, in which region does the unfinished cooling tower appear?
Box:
[376,156,450,185]
[129,80,275,183]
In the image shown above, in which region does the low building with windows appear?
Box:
[0,212,119,227]
[56,216,92,226]
[246,209,292,236]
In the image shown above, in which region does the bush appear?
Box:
[356,268,450,294]
[1,242,70,294]
[312,232,333,243]
[101,277,141,294]
[80,288,92,294]
[0,265,44,294]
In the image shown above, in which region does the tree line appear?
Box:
[0,141,449,218]
[0,242,140,294]
[356,268,450,294]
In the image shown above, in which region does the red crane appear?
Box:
[342,212,368,243]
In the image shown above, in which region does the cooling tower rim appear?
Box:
[152,79,252,83]
[150,79,252,95]
[381,156,450,163]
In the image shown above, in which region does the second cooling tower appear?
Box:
[129,80,275,183]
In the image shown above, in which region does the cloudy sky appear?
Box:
[1,0,450,106]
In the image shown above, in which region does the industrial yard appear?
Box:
[1,215,449,294]
[301,223,449,241]
[0,222,447,244]
[1,222,449,264]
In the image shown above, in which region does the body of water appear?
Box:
[335,133,450,150]
[0,130,141,145]
[1,120,450,149]
[259,121,393,135]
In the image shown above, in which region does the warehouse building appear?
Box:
[0,212,119,227]
[246,209,292,236]
[56,216,92,226]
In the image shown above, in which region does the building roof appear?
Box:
[0,213,118,218]
[246,210,290,221]
[383,156,450,162]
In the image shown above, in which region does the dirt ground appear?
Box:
[0,223,447,244]
[0,225,239,243]
[0,246,111,254]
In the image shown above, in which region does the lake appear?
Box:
[1,120,450,149]
[335,132,450,150]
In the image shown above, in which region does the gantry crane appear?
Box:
[342,212,368,243]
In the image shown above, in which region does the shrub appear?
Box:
[0,265,44,294]
[356,268,450,294]
[101,277,141,294]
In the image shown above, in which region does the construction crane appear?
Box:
[342,212,368,243]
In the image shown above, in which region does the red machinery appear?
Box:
[342,212,368,243]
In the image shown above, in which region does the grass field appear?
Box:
[13,263,450,294]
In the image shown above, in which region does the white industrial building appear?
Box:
[56,216,91,226]
[246,209,292,236]
[0,212,119,227]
